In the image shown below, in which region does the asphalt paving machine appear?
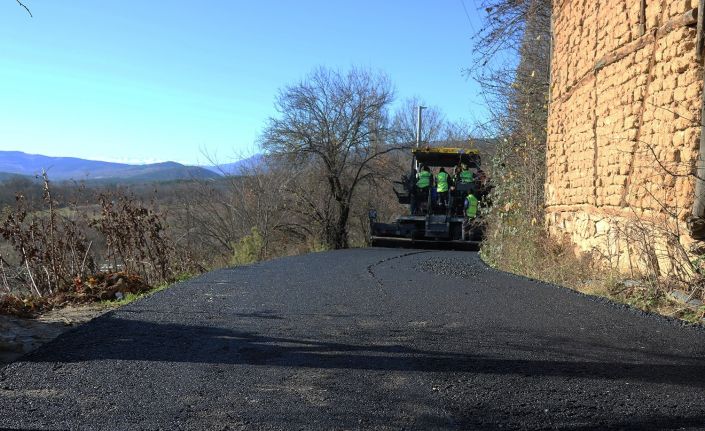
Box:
[369,146,487,249]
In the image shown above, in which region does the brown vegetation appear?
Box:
[0,174,198,316]
[471,0,556,271]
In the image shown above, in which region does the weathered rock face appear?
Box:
[547,0,703,271]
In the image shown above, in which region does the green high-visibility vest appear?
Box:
[466,193,478,218]
[459,169,473,184]
[416,171,431,188]
[436,171,449,192]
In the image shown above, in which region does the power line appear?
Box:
[459,0,477,34]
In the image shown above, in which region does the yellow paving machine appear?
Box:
[369,146,488,249]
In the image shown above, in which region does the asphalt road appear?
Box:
[2,249,705,430]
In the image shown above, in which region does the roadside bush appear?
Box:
[230,227,264,266]
[0,174,95,296]
[0,175,203,316]
[91,192,179,285]
[480,206,593,289]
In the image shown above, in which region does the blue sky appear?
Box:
[0,1,489,165]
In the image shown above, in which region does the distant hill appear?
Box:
[203,154,265,175]
[0,151,220,182]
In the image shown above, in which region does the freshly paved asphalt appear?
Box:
[2,249,705,430]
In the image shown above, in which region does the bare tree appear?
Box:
[174,156,298,264]
[260,67,399,249]
[469,0,555,276]
[472,0,551,65]
[15,0,32,17]
[391,98,445,146]
[470,0,551,218]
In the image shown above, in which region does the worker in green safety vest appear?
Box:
[465,192,478,217]
[416,165,432,189]
[462,192,478,240]
[414,165,432,215]
[436,167,450,208]
[458,163,474,184]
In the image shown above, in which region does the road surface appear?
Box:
[2,249,705,430]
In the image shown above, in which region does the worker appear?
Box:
[415,165,432,214]
[462,191,479,240]
[453,164,462,183]
[436,167,450,208]
[458,163,474,184]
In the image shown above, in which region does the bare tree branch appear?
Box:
[16,0,32,17]
[260,67,397,249]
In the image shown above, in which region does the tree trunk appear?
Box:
[325,202,350,249]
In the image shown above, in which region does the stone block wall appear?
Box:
[547,0,703,270]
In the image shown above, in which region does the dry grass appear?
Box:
[480,212,705,325]
[480,212,594,289]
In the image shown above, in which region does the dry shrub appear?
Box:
[91,192,178,285]
[592,212,705,317]
[70,272,152,302]
[471,0,560,286]
[481,208,593,288]
[0,174,95,296]
[0,175,201,316]
[0,294,52,318]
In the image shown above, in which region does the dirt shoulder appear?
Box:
[0,304,114,368]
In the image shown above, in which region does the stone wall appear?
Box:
[546,0,704,271]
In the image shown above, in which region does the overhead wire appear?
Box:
[459,0,477,34]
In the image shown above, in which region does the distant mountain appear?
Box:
[0,151,220,182]
[203,154,265,175]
